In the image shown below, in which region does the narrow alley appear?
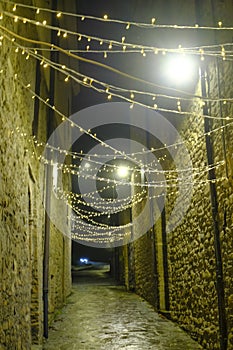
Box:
[1,1,233,349]
[42,265,202,350]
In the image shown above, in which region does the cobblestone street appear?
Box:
[42,266,202,350]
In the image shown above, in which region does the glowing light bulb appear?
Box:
[165,54,196,84]
[84,162,90,169]
[117,166,129,178]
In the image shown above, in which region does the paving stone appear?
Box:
[43,267,202,350]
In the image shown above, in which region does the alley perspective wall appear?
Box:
[0,1,74,348]
[120,1,233,349]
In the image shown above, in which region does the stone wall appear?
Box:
[164,0,233,346]
[166,100,221,348]
[121,1,233,349]
[123,70,233,349]
[0,1,73,348]
[165,55,233,348]
[0,6,37,347]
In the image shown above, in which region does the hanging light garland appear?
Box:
[6,66,233,180]
[1,3,232,243]
[1,29,233,121]
[2,0,233,31]
[2,9,233,61]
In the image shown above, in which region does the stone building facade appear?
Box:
[120,1,233,349]
[0,1,77,348]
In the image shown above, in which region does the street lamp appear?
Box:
[116,165,129,178]
[164,54,197,84]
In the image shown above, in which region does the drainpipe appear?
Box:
[43,0,58,338]
[195,2,227,348]
[161,208,170,313]
[148,171,160,309]
[43,161,51,339]
[200,64,228,350]
[210,0,229,179]
[32,60,41,137]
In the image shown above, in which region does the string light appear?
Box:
[10,107,231,189]
[3,10,233,63]
[8,107,232,244]
[1,2,233,243]
[10,46,232,163]
[5,33,232,121]
[7,65,231,185]
[2,1,233,32]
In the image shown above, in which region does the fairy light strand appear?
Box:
[0,23,209,101]
[2,10,233,61]
[4,32,233,121]
[0,4,232,243]
[2,1,233,30]
[9,79,233,177]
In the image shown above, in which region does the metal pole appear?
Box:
[195,2,227,348]
[194,4,228,348]
[43,0,58,338]
[43,162,51,339]
[161,208,170,313]
[210,0,229,179]
[200,65,228,350]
